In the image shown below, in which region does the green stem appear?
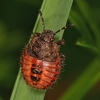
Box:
[10,0,73,100]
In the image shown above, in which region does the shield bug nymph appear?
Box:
[20,10,73,89]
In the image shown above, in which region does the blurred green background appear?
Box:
[0,0,100,100]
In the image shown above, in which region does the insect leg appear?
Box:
[56,40,65,45]
[55,24,73,34]
[39,10,45,31]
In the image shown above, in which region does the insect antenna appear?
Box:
[54,24,73,34]
[39,10,45,31]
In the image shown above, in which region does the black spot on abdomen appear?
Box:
[31,68,42,75]
[30,76,40,82]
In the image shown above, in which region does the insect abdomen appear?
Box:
[21,49,61,89]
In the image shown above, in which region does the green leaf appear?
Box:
[69,11,98,53]
[0,96,3,100]
[58,0,100,100]
[75,0,100,49]
[59,57,100,100]
[69,0,100,54]
[10,0,73,100]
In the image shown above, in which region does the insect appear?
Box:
[21,10,73,89]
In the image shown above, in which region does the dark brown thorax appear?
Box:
[27,30,60,62]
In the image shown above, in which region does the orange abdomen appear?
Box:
[21,49,61,89]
